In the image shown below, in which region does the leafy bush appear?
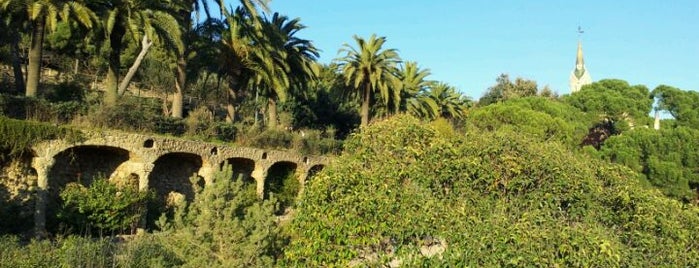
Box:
[599,127,699,201]
[59,177,152,235]
[0,115,83,159]
[80,96,162,132]
[264,167,300,215]
[284,115,699,267]
[154,165,281,267]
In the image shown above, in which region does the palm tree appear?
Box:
[336,34,401,128]
[397,61,431,113]
[253,12,318,128]
[1,0,95,97]
[426,82,471,120]
[212,1,267,123]
[89,0,182,106]
[170,0,212,118]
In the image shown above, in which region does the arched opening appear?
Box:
[47,146,131,233]
[220,157,257,204]
[210,147,218,156]
[220,157,256,183]
[147,153,203,227]
[307,165,325,182]
[265,161,298,215]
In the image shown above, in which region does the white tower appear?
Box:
[569,30,592,93]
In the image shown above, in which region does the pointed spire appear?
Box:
[576,41,584,66]
[569,35,592,93]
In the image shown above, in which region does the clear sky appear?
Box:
[225,0,699,99]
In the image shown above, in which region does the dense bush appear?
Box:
[154,165,282,266]
[59,177,152,235]
[599,127,699,201]
[467,97,593,147]
[284,115,699,266]
[0,115,83,159]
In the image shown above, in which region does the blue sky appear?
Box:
[225,0,699,99]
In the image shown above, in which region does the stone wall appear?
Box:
[26,129,330,235]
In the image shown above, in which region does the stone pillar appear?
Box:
[198,164,217,185]
[295,168,310,198]
[251,162,268,198]
[136,162,154,232]
[32,156,55,238]
[138,163,154,191]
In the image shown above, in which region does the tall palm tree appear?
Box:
[213,1,267,123]
[397,61,431,113]
[217,6,256,123]
[253,12,318,128]
[89,0,182,106]
[336,34,401,128]
[1,0,95,97]
[170,0,212,118]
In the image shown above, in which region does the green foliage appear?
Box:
[116,235,183,268]
[599,127,699,201]
[653,85,699,129]
[284,115,699,267]
[0,115,83,158]
[467,97,593,147]
[81,96,163,132]
[155,165,281,267]
[265,166,300,214]
[564,79,653,127]
[59,177,152,235]
[478,74,540,106]
[0,236,59,268]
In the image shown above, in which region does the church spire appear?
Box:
[570,27,592,93]
[576,41,584,67]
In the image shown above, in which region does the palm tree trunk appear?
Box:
[172,52,187,118]
[226,87,237,123]
[267,97,278,128]
[26,17,46,97]
[118,35,153,96]
[105,24,125,106]
[361,82,371,127]
[10,33,25,93]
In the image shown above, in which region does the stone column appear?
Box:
[32,156,55,238]
[251,162,268,198]
[198,164,217,185]
[138,163,155,191]
[136,162,154,233]
[295,168,310,198]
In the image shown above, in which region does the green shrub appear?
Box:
[264,167,300,215]
[155,165,280,267]
[251,128,293,149]
[284,115,699,267]
[153,116,186,136]
[0,115,83,159]
[81,96,162,132]
[116,235,183,268]
[58,177,152,235]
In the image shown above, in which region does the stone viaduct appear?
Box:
[29,130,329,233]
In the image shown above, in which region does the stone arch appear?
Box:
[148,152,203,204]
[306,164,325,182]
[265,161,299,214]
[48,146,131,191]
[46,145,132,232]
[220,157,256,184]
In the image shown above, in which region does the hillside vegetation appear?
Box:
[285,115,699,266]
